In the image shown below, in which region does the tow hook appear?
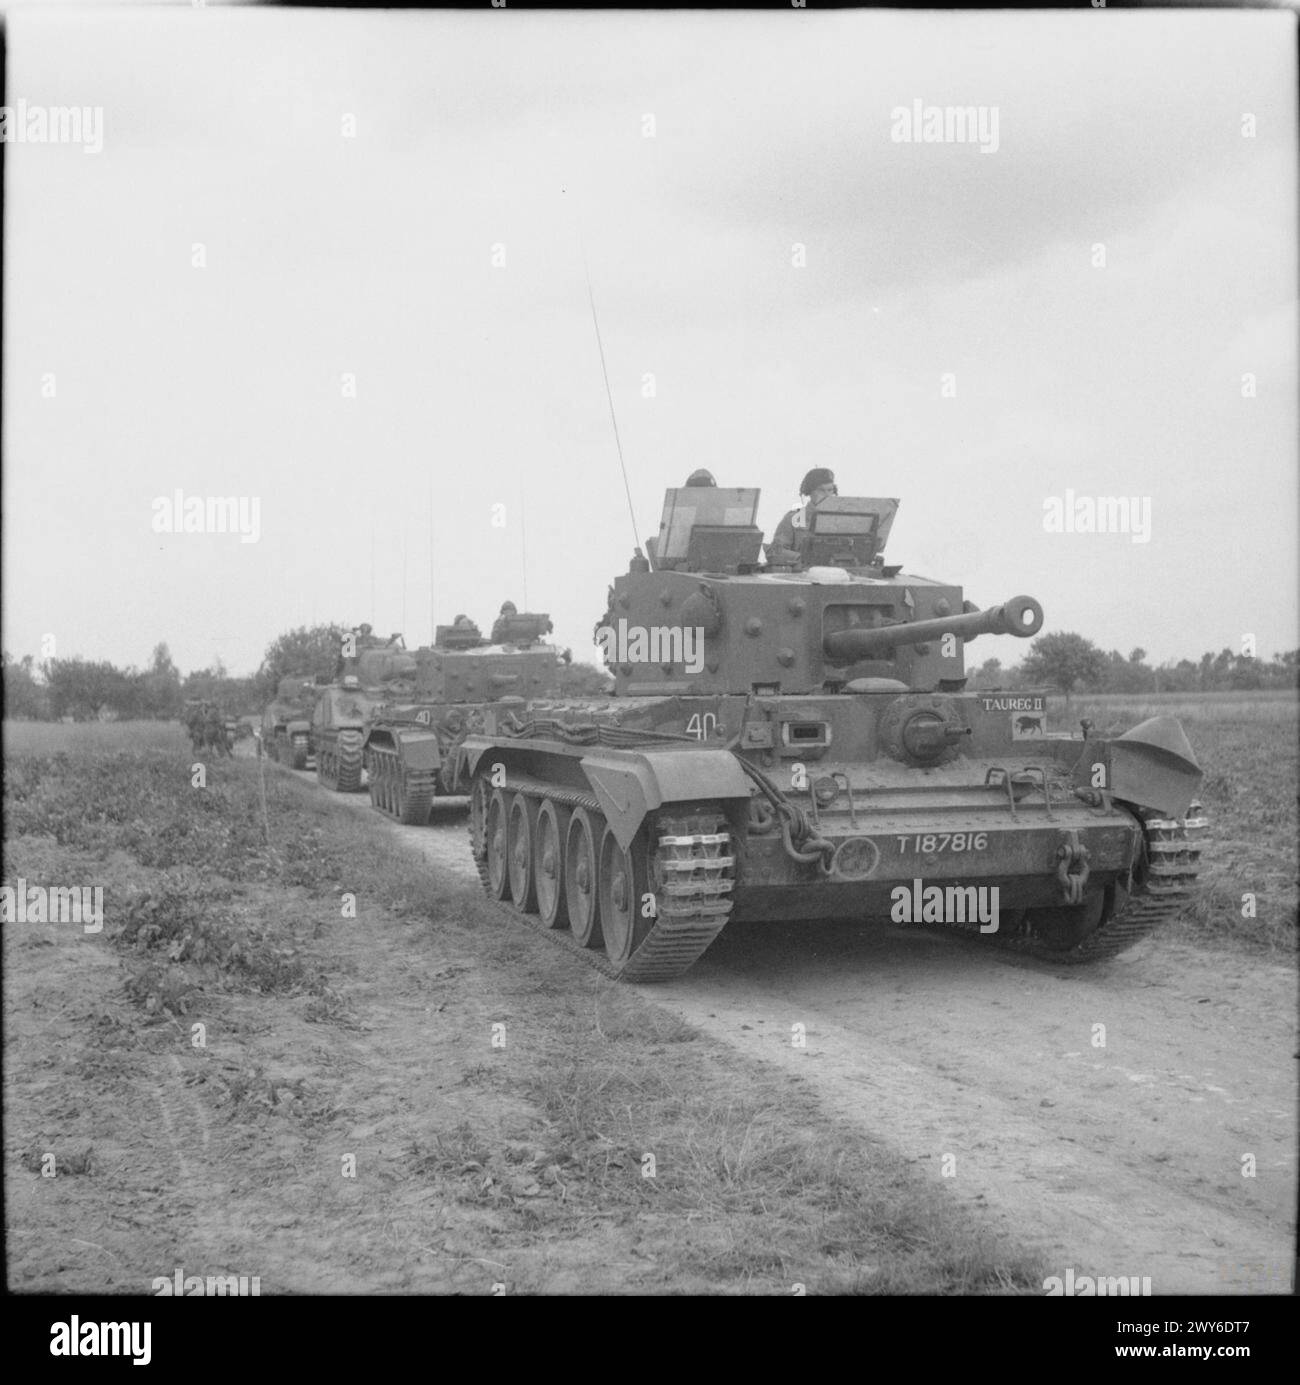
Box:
[1056,830,1091,905]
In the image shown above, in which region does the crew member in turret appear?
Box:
[490,601,519,645]
[769,467,837,562]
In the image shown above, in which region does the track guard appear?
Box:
[582,749,751,850]
[392,729,442,773]
[1081,716,1203,818]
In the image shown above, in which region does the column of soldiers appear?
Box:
[181,699,233,758]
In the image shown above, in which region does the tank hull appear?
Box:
[457,689,1204,978]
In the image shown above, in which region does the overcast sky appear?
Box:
[3,4,1296,678]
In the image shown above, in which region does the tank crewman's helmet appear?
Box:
[499,601,517,615]
[800,467,835,497]
[685,469,717,487]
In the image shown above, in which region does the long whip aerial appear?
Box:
[579,237,642,556]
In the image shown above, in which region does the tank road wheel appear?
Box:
[598,827,655,971]
[564,809,604,949]
[534,799,571,929]
[506,794,540,913]
[394,753,436,826]
[485,789,511,901]
[469,774,490,863]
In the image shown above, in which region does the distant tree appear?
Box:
[43,658,129,721]
[137,641,183,719]
[183,668,261,715]
[1099,647,1153,695]
[558,660,614,697]
[1156,659,1200,694]
[967,657,1002,690]
[256,624,348,700]
[1019,632,1106,699]
[3,650,49,719]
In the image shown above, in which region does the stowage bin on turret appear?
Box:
[456,486,1207,981]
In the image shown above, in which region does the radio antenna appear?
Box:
[580,237,642,555]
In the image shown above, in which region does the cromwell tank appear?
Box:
[456,484,1207,981]
[261,674,318,769]
[363,609,563,825]
[312,627,416,792]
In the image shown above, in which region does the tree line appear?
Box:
[5,627,1296,723]
[967,633,1299,696]
[2,623,614,722]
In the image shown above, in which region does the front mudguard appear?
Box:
[1073,716,1203,818]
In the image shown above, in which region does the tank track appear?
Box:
[993,802,1207,964]
[366,744,435,825]
[318,731,364,792]
[469,778,734,982]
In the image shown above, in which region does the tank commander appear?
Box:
[768,467,837,563]
[490,601,519,645]
[684,469,716,487]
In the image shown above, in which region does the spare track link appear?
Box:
[469,775,734,982]
[997,803,1206,964]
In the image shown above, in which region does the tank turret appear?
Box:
[598,488,1041,697]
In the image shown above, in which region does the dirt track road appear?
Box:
[312,771,1297,1295]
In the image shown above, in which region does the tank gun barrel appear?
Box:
[823,595,1043,663]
